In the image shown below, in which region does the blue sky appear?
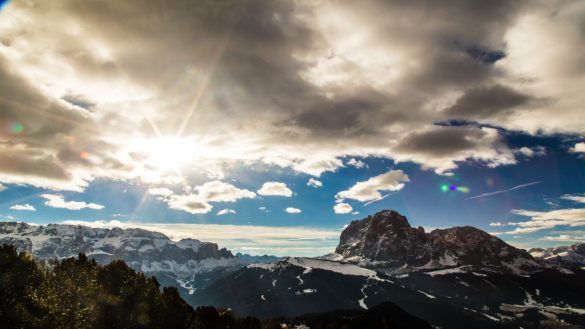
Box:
[0,0,584,256]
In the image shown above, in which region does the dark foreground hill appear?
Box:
[0,245,430,329]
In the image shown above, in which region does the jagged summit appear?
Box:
[334,209,538,274]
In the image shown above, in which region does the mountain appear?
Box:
[195,210,585,328]
[332,210,539,275]
[530,243,585,268]
[0,221,277,298]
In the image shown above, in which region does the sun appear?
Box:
[141,137,194,171]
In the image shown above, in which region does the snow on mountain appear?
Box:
[0,221,277,299]
[530,243,585,268]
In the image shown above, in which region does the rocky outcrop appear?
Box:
[335,210,538,273]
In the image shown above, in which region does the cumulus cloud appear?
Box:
[346,158,367,169]
[9,204,36,211]
[41,194,104,210]
[0,183,6,192]
[333,202,353,214]
[167,194,212,214]
[336,170,409,202]
[307,178,323,188]
[148,187,174,197]
[562,194,585,204]
[217,208,236,216]
[155,180,254,214]
[489,222,504,227]
[195,181,256,202]
[571,143,585,153]
[285,207,302,214]
[0,0,583,193]
[505,208,585,234]
[258,182,293,197]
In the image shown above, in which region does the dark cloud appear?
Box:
[445,84,532,119]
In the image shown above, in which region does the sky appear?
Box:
[0,0,584,256]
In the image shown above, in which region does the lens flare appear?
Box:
[10,122,24,134]
[440,184,470,193]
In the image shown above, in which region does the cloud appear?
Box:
[445,84,532,119]
[217,208,236,216]
[167,194,212,214]
[258,206,269,212]
[152,180,255,214]
[285,207,302,214]
[346,158,368,169]
[505,208,585,234]
[307,178,323,188]
[489,222,504,227]
[516,146,546,158]
[148,187,174,197]
[571,143,585,153]
[60,220,342,257]
[466,181,541,200]
[336,170,409,202]
[258,182,293,197]
[9,204,36,211]
[540,235,585,242]
[333,202,353,214]
[41,194,104,210]
[0,0,583,193]
[0,183,6,192]
[195,180,256,202]
[562,194,585,204]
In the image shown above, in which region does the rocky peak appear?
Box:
[335,210,538,274]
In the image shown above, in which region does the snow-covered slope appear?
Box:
[0,221,277,297]
[530,243,585,268]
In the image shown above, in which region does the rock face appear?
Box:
[335,210,537,273]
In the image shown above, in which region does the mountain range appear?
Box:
[1,210,584,328]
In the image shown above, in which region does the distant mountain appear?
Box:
[530,243,585,268]
[331,210,539,275]
[195,210,585,328]
[0,222,277,299]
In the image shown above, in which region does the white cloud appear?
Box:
[9,204,36,211]
[0,183,6,192]
[336,170,409,202]
[258,182,293,197]
[41,194,104,210]
[562,194,585,204]
[540,234,585,242]
[489,222,504,227]
[60,220,341,257]
[148,187,174,197]
[285,207,302,214]
[167,194,212,214]
[307,178,323,188]
[217,208,236,216]
[351,211,359,215]
[195,180,256,202]
[516,146,546,157]
[259,206,269,212]
[347,158,368,169]
[571,142,585,153]
[505,208,585,234]
[333,202,353,214]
